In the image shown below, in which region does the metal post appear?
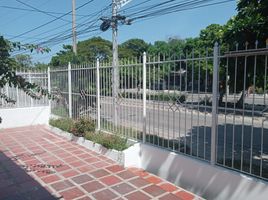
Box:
[16,86,19,107]
[15,70,19,107]
[47,67,51,116]
[112,0,119,127]
[143,52,147,143]
[68,62,73,118]
[96,59,101,131]
[5,84,9,106]
[72,0,77,55]
[211,42,219,165]
[28,71,33,106]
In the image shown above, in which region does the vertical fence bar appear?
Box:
[28,71,33,106]
[48,67,51,116]
[211,42,219,165]
[143,52,147,143]
[5,84,9,106]
[68,62,72,118]
[96,59,101,131]
[16,86,19,107]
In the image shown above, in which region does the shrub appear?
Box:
[256,87,264,94]
[71,118,95,137]
[50,117,128,151]
[49,118,74,132]
[85,132,128,151]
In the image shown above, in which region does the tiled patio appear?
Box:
[0,126,202,200]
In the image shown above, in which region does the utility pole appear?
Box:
[72,0,77,55]
[99,0,132,127]
[112,0,119,126]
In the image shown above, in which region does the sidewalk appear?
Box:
[0,125,203,200]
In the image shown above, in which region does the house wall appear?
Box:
[0,106,50,129]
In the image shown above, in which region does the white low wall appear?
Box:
[123,143,268,200]
[0,106,50,128]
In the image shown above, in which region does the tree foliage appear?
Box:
[224,0,268,47]
[119,38,149,58]
[0,36,50,105]
[14,54,33,68]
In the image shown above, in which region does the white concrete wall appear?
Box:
[0,106,50,128]
[123,143,268,200]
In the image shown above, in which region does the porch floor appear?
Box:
[0,126,202,200]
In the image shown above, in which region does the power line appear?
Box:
[9,0,96,40]
[124,0,234,21]
[11,4,112,56]
[1,0,56,28]
[126,0,210,19]
[14,0,71,23]
[15,4,111,45]
[131,0,234,24]
[12,0,235,61]
[0,5,89,17]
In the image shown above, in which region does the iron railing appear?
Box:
[0,70,48,108]
[49,42,268,181]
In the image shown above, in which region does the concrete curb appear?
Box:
[47,125,125,165]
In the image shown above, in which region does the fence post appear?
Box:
[68,62,72,118]
[47,67,51,116]
[143,52,147,143]
[28,71,33,106]
[211,42,219,165]
[5,84,9,105]
[15,70,20,107]
[96,59,101,131]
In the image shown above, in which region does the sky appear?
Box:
[0,0,237,64]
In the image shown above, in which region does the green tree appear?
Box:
[224,0,268,47]
[50,45,74,67]
[34,62,49,70]
[14,54,33,68]
[50,37,113,66]
[148,41,170,55]
[199,24,224,48]
[0,36,51,121]
[119,38,149,58]
[77,37,112,62]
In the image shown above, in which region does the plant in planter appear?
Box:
[70,117,96,137]
[49,118,129,151]
[49,118,74,133]
[85,132,128,151]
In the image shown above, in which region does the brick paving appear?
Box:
[0,125,202,200]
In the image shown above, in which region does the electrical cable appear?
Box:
[9,0,96,40]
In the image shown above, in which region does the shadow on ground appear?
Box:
[0,151,60,200]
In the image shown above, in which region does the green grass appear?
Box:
[51,106,68,118]
[49,118,74,133]
[85,131,128,151]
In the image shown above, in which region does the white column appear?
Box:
[68,62,73,118]
[47,67,51,116]
[29,71,33,106]
[96,59,101,131]
[211,42,219,165]
[143,52,147,143]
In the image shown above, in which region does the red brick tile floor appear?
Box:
[0,125,203,200]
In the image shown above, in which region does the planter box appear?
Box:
[48,126,125,164]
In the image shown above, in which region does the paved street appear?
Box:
[100,97,268,179]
